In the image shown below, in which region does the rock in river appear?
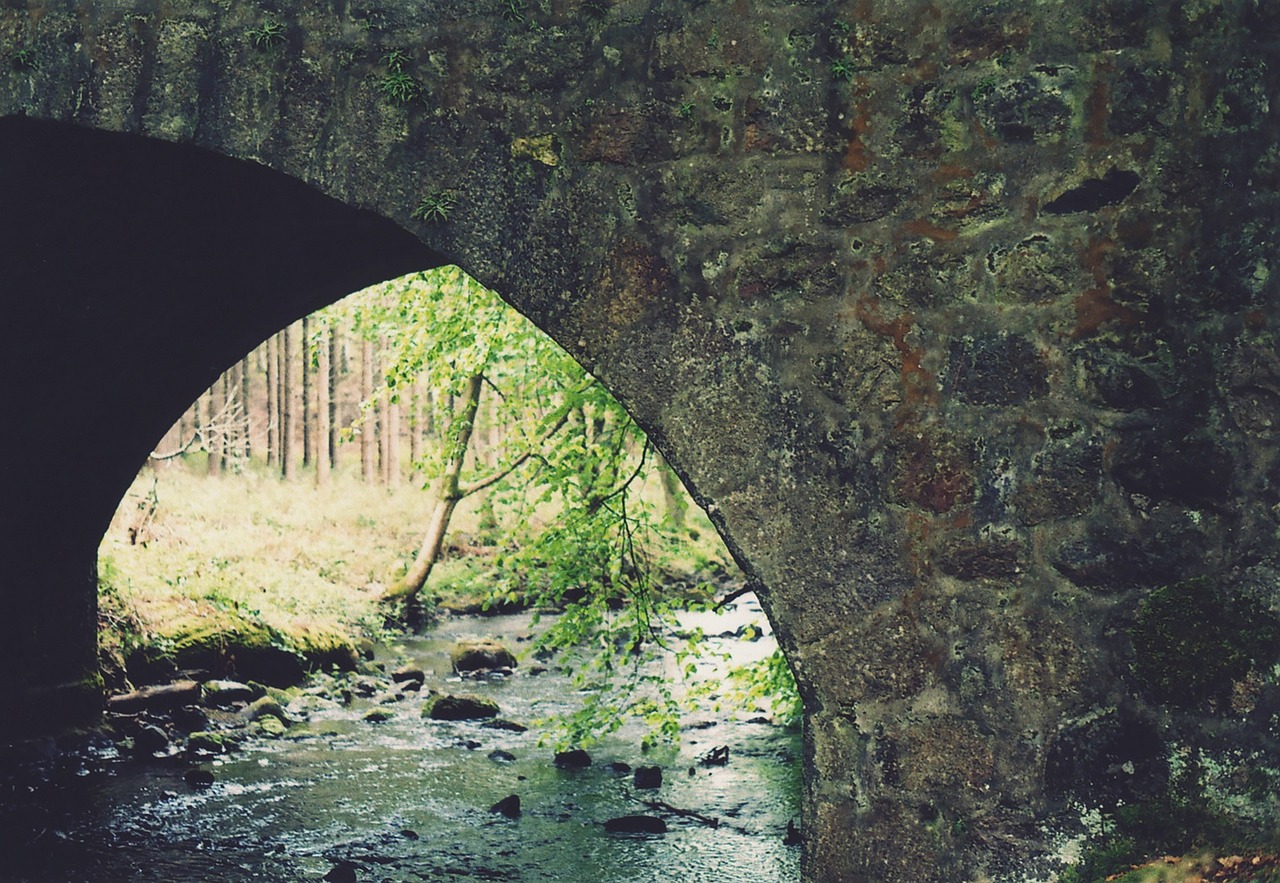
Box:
[604,815,667,834]
[450,639,517,673]
[422,693,500,721]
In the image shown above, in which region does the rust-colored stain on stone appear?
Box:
[843,97,874,172]
[1074,237,1139,337]
[855,295,935,408]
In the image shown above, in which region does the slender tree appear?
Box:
[206,383,222,476]
[240,354,252,460]
[385,388,400,488]
[328,325,341,471]
[302,316,313,468]
[360,336,376,482]
[281,322,297,480]
[316,322,332,487]
[266,333,279,468]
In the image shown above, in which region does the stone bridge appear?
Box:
[2,1,1278,880]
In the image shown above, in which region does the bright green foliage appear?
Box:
[410,191,456,223]
[330,268,799,748]
[728,648,802,727]
[249,17,286,49]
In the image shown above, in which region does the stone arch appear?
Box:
[4,2,1280,880]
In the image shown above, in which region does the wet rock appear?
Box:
[422,693,499,721]
[323,861,360,883]
[351,678,379,698]
[699,746,729,766]
[609,761,632,774]
[450,640,517,673]
[481,718,527,733]
[242,696,289,725]
[133,724,170,756]
[363,709,393,723]
[171,704,210,732]
[254,716,288,738]
[488,749,516,763]
[202,680,258,707]
[391,664,424,685]
[604,815,667,834]
[554,749,592,769]
[106,680,201,714]
[634,765,663,789]
[186,730,242,755]
[490,794,521,818]
[783,819,802,846]
[184,767,215,789]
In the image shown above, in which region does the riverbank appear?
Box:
[97,456,738,696]
[4,605,802,883]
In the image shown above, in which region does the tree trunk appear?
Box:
[384,391,400,488]
[266,333,278,468]
[221,368,234,471]
[205,383,222,475]
[301,316,313,468]
[281,322,297,481]
[409,379,423,465]
[658,456,688,531]
[316,324,331,488]
[328,326,340,471]
[240,354,252,460]
[360,336,376,482]
[382,373,484,612]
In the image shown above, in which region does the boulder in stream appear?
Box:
[490,794,521,818]
[604,815,667,834]
[202,680,259,707]
[422,693,500,721]
[553,748,592,769]
[634,765,663,789]
[450,639,517,673]
[391,664,425,685]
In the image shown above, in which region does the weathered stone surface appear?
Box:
[2,1,1279,880]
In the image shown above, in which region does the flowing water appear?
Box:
[4,599,800,882]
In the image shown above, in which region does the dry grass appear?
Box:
[98,453,733,650]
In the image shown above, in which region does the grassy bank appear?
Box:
[97,454,734,688]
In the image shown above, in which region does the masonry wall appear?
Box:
[1,2,1277,880]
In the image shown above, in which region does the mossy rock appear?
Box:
[450,639,517,673]
[289,625,360,673]
[187,730,243,754]
[252,716,288,738]
[422,693,500,720]
[1129,578,1280,709]
[166,613,306,687]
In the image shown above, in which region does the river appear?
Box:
[3,598,800,882]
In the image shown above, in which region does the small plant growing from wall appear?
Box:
[501,0,527,22]
[379,50,422,104]
[830,57,854,81]
[411,190,457,223]
[249,16,286,49]
[12,46,37,71]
